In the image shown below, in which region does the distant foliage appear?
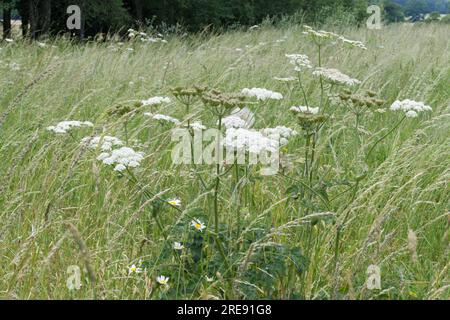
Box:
[3,0,372,37]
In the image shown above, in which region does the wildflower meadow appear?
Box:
[0,21,448,300]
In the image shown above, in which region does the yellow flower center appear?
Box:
[195,223,201,229]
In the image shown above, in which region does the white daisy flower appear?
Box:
[167,198,182,207]
[191,219,206,232]
[128,264,143,274]
[173,242,184,250]
[156,275,170,285]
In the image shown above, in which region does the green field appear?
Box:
[0,22,448,300]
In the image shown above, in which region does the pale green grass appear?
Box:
[0,23,449,300]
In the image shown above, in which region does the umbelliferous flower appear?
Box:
[221,115,248,129]
[261,126,298,146]
[81,136,123,151]
[141,96,171,106]
[338,36,367,50]
[313,67,361,86]
[97,147,145,172]
[390,99,432,116]
[290,106,320,115]
[223,128,279,154]
[47,121,94,134]
[230,107,255,128]
[302,25,339,41]
[146,113,180,125]
[241,88,283,101]
[189,122,207,131]
[285,54,313,71]
[274,76,297,82]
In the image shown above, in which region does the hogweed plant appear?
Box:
[6,23,445,300]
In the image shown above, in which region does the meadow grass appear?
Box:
[0,22,448,300]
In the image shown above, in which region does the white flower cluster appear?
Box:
[261,126,298,146]
[290,106,320,115]
[141,96,171,106]
[313,67,361,86]
[223,128,279,154]
[338,36,367,50]
[231,107,255,128]
[47,121,94,134]
[146,113,180,125]
[303,25,339,39]
[189,122,207,131]
[81,136,124,151]
[97,147,145,172]
[285,54,313,71]
[274,76,297,82]
[241,88,283,101]
[390,99,432,118]
[128,29,167,44]
[222,116,248,129]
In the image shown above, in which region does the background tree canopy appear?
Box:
[0,0,449,38]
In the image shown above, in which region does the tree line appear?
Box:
[1,0,448,40]
[1,0,372,39]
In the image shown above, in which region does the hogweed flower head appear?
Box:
[261,126,298,146]
[81,136,124,151]
[337,90,385,109]
[202,90,248,116]
[223,128,279,154]
[313,67,361,86]
[290,106,320,115]
[171,86,207,106]
[274,76,297,82]
[97,147,145,172]
[302,25,339,44]
[141,96,171,107]
[241,88,283,101]
[338,36,367,50]
[221,115,248,129]
[146,113,181,125]
[47,120,94,134]
[390,99,432,118]
[285,54,313,71]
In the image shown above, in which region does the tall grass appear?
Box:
[0,22,448,300]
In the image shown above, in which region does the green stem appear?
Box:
[366,116,406,161]
[214,116,223,235]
